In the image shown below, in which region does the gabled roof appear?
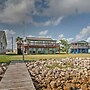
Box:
[0,31,7,45]
[0,31,5,39]
[77,40,88,44]
[26,37,56,41]
[71,40,88,44]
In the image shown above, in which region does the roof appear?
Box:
[26,37,56,41]
[71,40,88,44]
[0,31,7,45]
[0,31,5,39]
[77,40,88,44]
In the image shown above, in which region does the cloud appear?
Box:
[43,17,63,26]
[4,30,16,49]
[53,17,63,26]
[58,25,90,43]
[75,26,90,41]
[31,16,63,26]
[67,38,74,43]
[58,34,74,43]
[0,0,90,24]
[87,37,90,42]
[39,30,48,36]
[43,0,90,16]
[59,34,64,40]
[27,35,35,37]
[38,30,52,38]
[38,35,52,38]
[0,0,35,23]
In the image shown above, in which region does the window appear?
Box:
[3,46,4,50]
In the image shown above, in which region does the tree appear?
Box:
[16,37,23,43]
[16,37,23,55]
[60,39,70,53]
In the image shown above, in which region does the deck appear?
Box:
[0,60,36,90]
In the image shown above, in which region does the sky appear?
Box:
[0,0,90,49]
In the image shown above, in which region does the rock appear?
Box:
[38,75,43,81]
[50,81,57,89]
[29,70,36,76]
[47,70,53,76]
[1,63,7,66]
[0,67,3,74]
[56,79,61,87]
[26,57,90,90]
[2,66,7,71]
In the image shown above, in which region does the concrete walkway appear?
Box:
[0,61,36,90]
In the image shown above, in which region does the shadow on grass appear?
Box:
[6,54,20,55]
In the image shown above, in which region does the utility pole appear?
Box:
[12,37,13,52]
[22,21,25,61]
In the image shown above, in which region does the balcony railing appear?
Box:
[70,46,89,49]
[23,43,60,48]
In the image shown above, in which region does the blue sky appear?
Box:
[0,0,90,49]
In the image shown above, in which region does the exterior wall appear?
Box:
[70,41,89,54]
[27,47,58,54]
[0,39,7,54]
[88,49,90,53]
[70,48,88,54]
[17,38,60,54]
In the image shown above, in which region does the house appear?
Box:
[17,37,60,54]
[0,31,7,54]
[70,40,90,54]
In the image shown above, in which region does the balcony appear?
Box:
[70,45,88,49]
[23,43,60,48]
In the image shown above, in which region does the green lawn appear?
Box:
[0,54,90,63]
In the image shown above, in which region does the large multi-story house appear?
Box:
[17,37,60,54]
[70,41,90,54]
[0,31,7,54]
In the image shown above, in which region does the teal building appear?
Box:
[70,41,90,54]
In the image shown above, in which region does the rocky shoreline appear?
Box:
[26,57,90,90]
[0,63,8,81]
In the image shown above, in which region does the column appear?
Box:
[48,48,49,54]
[77,48,78,54]
[36,48,38,54]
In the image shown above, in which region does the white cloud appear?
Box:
[54,17,63,26]
[27,35,35,37]
[39,30,48,36]
[58,25,90,43]
[38,30,52,38]
[59,34,64,40]
[44,17,63,26]
[0,0,90,24]
[87,37,90,42]
[75,26,90,41]
[4,30,16,49]
[58,34,74,43]
[32,17,63,26]
[38,35,52,38]
[43,0,90,16]
[27,33,52,39]
[0,0,35,23]
[67,38,74,43]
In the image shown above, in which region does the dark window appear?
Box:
[3,46,4,49]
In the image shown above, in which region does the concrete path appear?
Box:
[0,61,36,90]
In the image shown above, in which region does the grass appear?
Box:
[0,54,90,63]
